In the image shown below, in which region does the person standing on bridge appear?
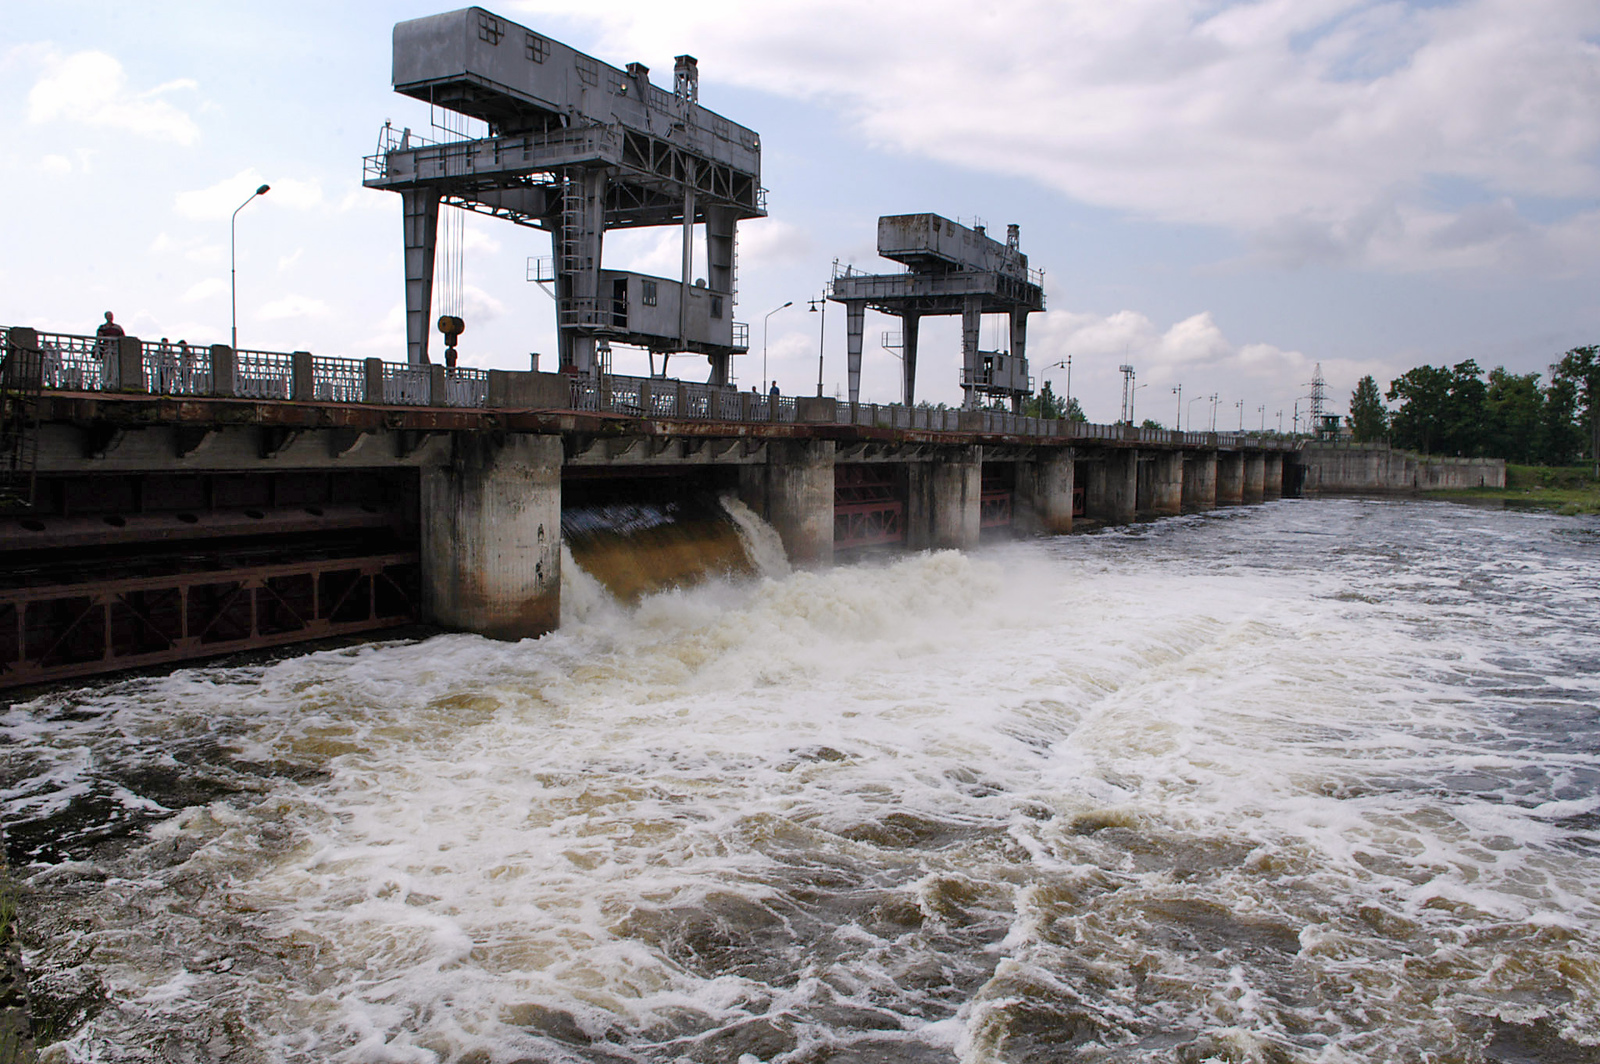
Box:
[95,311,124,388]
[769,381,779,398]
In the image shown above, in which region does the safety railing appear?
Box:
[4,325,1304,447]
[235,350,294,400]
[33,331,118,392]
[311,356,365,403]
[383,363,431,406]
[442,366,489,408]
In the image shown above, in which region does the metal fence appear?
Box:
[235,350,294,400]
[3,325,1300,447]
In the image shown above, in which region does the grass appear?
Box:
[1426,464,1600,515]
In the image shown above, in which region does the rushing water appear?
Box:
[3,498,1599,1063]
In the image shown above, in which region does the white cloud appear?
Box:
[175,169,323,221]
[38,154,72,176]
[258,294,331,321]
[279,248,304,271]
[736,219,813,267]
[27,49,200,145]
[181,278,227,303]
[523,0,1600,274]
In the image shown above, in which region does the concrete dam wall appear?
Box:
[1298,443,1505,495]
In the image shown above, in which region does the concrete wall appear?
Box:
[421,433,561,640]
[1242,453,1266,504]
[1183,452,1217,511]
[1264,453,1284,501]
[1032,450,1075,534]
[745,440,836,566]
[1147,451,1183,516]
[931,452,982,549]
[1217,452,1245,505]
[1299,444,1505,495]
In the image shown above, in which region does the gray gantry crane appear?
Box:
[829,215,1045,411]
[364,7,764,381]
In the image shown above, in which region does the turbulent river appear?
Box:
[4,498,1599,1063]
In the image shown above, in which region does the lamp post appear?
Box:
[230,183,270,352]
[1188,393,1206,431]
[1208,394,1220,431]
[1173,384,1183,431]
[1235,399,1244,431]
[808,296,826,397]
[1043,358,1071,417]
[1258,404,1266,431]
[762,300,792,393]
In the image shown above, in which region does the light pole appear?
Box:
[1043,358,1071,417]
[1258,404,1266,431]
[1276,410,1284,434]
[1173,384,1183,431]
[1235,399,1244,431]
[1208,393,1220,431]
[762,301,792,392]
[230,183,270,352]
[808,296,826,397]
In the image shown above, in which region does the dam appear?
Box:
[0,324,1301,688]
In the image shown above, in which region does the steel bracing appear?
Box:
[364,9,763,380]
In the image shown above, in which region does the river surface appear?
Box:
[3,498,1599,1063]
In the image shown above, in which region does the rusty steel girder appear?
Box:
[0,552,419,690]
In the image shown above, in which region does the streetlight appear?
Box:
[808,295,827,397]
[1208,393,1220,431]
[762,301,792,392]
[1235,399,1244,431]
[1044,357,1071,417]
[1188,393,1207,431]
[1258,404,1266,432]
[1173,384,1183,431]
[231,183,270,352]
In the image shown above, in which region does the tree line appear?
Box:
[1348,345,1599,468]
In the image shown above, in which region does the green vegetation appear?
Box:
[1022,381,1085,421]
[1355,345,1598,472]
[1424,464,1600,515]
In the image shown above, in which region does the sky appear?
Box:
[1,0,1596,428]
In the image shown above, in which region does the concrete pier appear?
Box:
[1243,453,1267,504]
[1148,451,1183,516]
[753,440,836,567]
[1264,453,1284,501]
[1217,452,1245,506]
[931,452,982,549]
[1183,452,1217,512]
[421,434,562,640]
[1034,450,1075,534]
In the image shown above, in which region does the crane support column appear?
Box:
[960,295,982,410]
[845,300,866,404]
[403,189,440,365]
[902,313,921,407]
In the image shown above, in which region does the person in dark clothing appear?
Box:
[95,311,125,387]
[769,381,779,397]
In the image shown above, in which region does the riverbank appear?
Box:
[1425,463,1600,514]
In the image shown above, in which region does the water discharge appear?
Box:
[3,499,1599,1062]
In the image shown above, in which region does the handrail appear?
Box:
[2,325,1303,448]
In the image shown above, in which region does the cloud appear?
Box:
[181,278,227,303]
[522,0,1600,274]
[279,248,304,271]
[175,169,324,221]
[1026,302,1393,424]
[38,154,72,176]
[27,49,200,145]
[258,294,331,321]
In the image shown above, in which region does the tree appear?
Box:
[1065,396,1087,423]
[1553,345,1600,474]
[1025,380,1066,420]
[1483,368,1544,465]
[1387,365,1452,453]
[1141,418,1164,430]
[1348,375,1387,442]
[1541,376,1585,466]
